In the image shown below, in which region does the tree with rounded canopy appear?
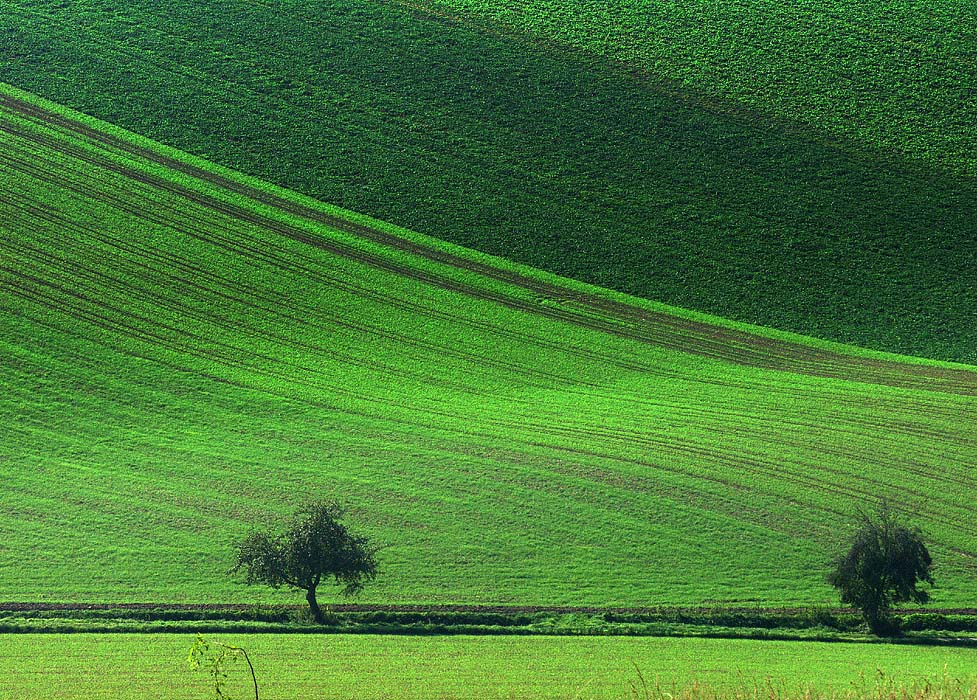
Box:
[827,500,933,635]
[232,501,378,624]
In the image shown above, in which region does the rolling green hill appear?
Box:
[1,0,975,361]
[2,84,976,607]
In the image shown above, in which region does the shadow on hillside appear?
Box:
[2,0,976,359]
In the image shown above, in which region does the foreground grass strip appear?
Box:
[2,634,977,700]
[2,84,977,607]
[2,0,976,359]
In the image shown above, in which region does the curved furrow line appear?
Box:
[3,226,591,394]
[0,124,885,385]
[4,93,975,393]
[9,189,968,494]
[592,413,975,503]
[0,247,632,410]
[5,289,636,472]
[499,414,977,537]
[7,260,661,436]
[531,436,977,548]
[654,392,977,453]
[524,441,862,539]
[4,123,811,388]
[685,419,977,497]
[6,125,716,371]
[0,266,531,410]
[1,151,615,391]
[14,256,976,553]
[0,266,459,403]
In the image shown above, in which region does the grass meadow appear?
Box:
[1,0,975,361]
[1,84,976,609]
[3,634,977,700]
[3,4,977,696]
[3,2,977,697]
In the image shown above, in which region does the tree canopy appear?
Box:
[232,501,378,623]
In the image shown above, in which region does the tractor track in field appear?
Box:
[3,94,976,396]
[5,116,765,377]
[15,269,973,548]
[5,107,975,440]
[0,160,673,393]
[0,141,640,393]
[21,259,972,549]
[0,220,580,398]
[527,435,977,545]
[5,91,977,535]
[1,116,808,386]
[5,89,977,537]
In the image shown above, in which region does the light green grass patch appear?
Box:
[2,634,976,700]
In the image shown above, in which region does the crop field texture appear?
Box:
[1,0,975,361]
[1,85,976,608]
[3,634,977,700]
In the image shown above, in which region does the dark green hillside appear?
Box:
[2,86,977,607]
[2,0,975,361]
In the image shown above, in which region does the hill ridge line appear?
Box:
[4,91,975,396]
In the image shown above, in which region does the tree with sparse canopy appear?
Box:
[827,500,933,635]
[231,501,378,624]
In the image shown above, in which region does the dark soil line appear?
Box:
[4,602,975,616]
[1,141,678,388]
[3,93,976,396]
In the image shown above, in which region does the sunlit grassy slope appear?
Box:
[2,0,976,361]
[2,85,977,606]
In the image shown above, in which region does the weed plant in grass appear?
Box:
[1,0,976,360]
[2,634,977,700]
[1,85,977,608]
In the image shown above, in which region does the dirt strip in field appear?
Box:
[6,602,977,616]
[2,93,976,395]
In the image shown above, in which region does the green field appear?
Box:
[2,634,976,699]
[2,83,976,609]
[4,2,976,698]
[2,0,976,360]
[425,0,977,177]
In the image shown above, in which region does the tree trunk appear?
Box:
[306,586,325,624]
[864,604,897,636]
